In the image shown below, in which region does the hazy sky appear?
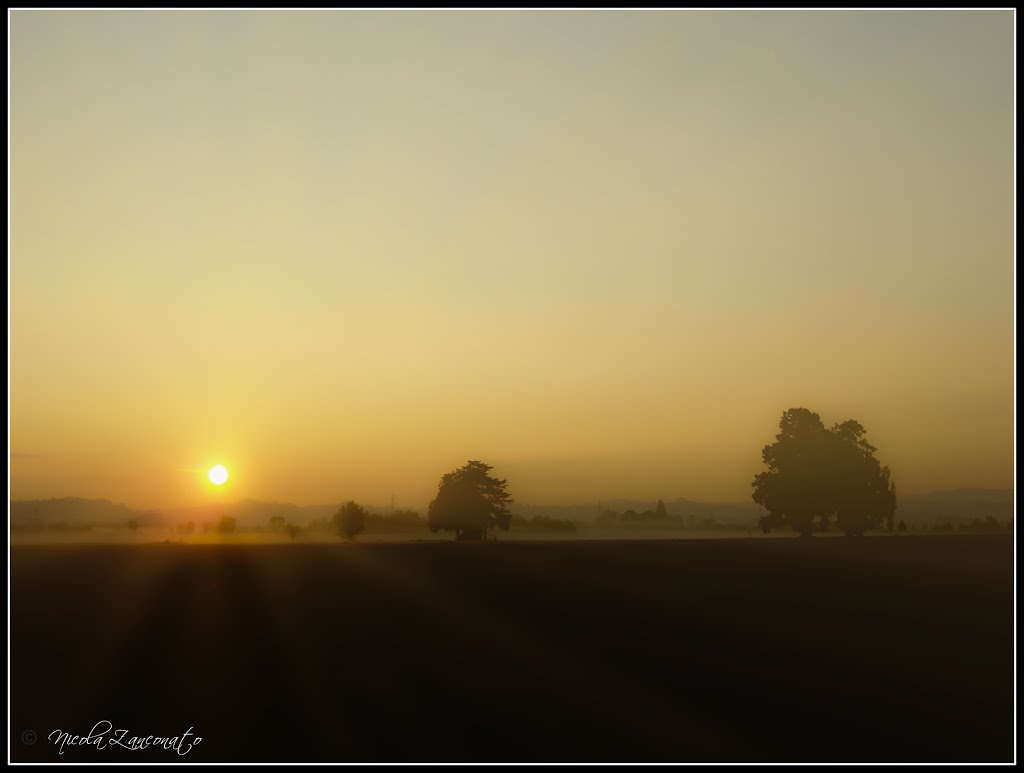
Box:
[10,10,1014,510]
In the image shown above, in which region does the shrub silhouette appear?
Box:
[334,501,367,540]
[216,516,236,535]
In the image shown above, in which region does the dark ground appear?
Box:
[9,535,1014,762]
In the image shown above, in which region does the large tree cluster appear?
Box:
[753,408,896,537]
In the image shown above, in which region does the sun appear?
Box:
[208,465,229,485]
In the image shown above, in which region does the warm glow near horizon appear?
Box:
[9,10,1014,511]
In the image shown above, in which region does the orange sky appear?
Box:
[10,10,1014,510]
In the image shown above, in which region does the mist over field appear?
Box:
[9,486,1014,545]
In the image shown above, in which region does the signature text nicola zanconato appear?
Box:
[48,721,202,756]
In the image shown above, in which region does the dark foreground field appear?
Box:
[10,535,1014,762]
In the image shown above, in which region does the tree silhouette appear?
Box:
[753,409,834,536]
[285,523,300,540]
[427,460,512,541]
[753,408,897,537]
[830,420,897,537]
[655,499,668,519]
[334,501,367,540]
[269,515,286,533]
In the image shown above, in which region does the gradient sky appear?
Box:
[10,10,1015,510]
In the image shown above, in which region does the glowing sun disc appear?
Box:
[208,465,229,485]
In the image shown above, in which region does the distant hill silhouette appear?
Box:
[9,498,164,528]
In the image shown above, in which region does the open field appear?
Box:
[10,535,1013,762]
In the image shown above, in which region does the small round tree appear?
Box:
[216,515,237,535]
[333,501,367,541]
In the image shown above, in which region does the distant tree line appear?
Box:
[596,500,674,525]
[306,508,426,535]
[509,514,577,533]
[932,516,1008,534]
[594,501,747,531]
